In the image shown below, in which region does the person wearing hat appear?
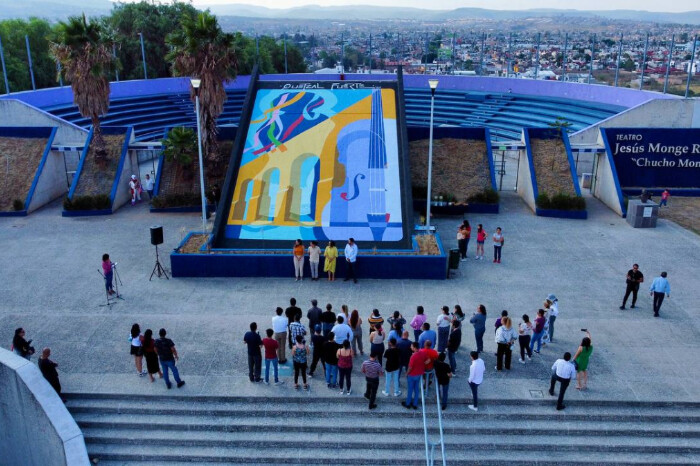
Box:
[129,174,142,205]
[545,294,559,343]
[308,324,326,378]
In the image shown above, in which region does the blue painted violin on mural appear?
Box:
[325,89,390,242]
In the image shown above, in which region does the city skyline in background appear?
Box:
[191,0,699,13]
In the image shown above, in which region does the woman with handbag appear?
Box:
[494,317,517,371]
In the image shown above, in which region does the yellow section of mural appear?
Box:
[227,92,378,226]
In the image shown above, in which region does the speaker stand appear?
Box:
[150,245,170,281]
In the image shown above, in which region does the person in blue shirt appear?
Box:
[649,271,671,317]
[418,322,436,349]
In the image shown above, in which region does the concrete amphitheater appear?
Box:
[1,74,700,465]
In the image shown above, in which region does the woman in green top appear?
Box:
[573,330,593,390]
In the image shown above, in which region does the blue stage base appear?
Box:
[171,232,449,280]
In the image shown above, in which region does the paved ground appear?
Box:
[1,192,699,404]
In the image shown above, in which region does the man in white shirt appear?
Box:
[271,307,289,364]
[308,241,321,281]
[144,174,155,201]
[467,351,485,411]
[331,315,354,345]
[344,238,358,283]
[549,352,576,410]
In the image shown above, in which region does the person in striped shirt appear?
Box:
[361,352,384,410]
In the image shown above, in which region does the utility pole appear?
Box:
[663,34,674,94]
[562,32,568,80]
[534,33,541,80]
[588,33,596,85]
[479,32,485,76]
[614,33,623,87]
[639,32,649,90]
[25,35,36,90]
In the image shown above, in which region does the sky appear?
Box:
[193,0,698,13]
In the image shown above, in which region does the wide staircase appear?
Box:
[66,392,700,465]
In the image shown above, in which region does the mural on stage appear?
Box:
[225,83,403,242]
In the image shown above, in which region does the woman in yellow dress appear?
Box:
[323,240,338,281]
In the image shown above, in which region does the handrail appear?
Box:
[419,370,447,466]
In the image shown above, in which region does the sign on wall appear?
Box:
[602,128,700,189]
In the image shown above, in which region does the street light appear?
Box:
[426,78,438,231]
[191,78,207,234]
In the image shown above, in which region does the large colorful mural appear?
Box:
[224,82,404,242]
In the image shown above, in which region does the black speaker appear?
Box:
[150,226,163,246]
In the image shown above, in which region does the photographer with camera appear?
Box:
[12,327,35,360]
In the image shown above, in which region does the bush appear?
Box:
[151,192,202,209]
[63,194,111,211]
[12,199,24,211]
[536,192,586,211]
[467,188,500,205]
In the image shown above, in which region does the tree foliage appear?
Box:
[166,11,237,169]
[51,14,113,159]
[104,1,198,80]
[0,18,56,92]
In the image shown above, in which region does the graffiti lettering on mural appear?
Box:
[225,83,403,242]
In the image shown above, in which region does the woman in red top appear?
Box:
[476,224,487,260]
[292,239,305,281]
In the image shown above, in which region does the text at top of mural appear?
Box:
[225,84,404,243]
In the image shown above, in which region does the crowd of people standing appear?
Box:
[238,295,594,411]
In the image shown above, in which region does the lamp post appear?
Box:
[191,78,207,233]
[426,78,438,231]
[138,32,147,79]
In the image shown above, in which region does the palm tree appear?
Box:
[51,14,114,160]
[166,11,237,173]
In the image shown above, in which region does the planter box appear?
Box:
[62,209,113,217]
[0,210,28,217]
[535,208,588,219]
[171,232,449,280]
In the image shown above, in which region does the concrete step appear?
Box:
[83,444,700,465]
[72,413,700,437]
[80,427,700,452]
[66,398,700,422]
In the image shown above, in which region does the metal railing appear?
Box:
[420,370,446,466]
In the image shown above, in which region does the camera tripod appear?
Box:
[98,263,124,308]
[150,244,169,281]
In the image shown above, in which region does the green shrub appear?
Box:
[12,199,24,211]
[63,194,111,211]
[536,192,586,211]
[151,192,202,208]
[467,188,500,204]
[162,127,197,167]
[536,193,551,209]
